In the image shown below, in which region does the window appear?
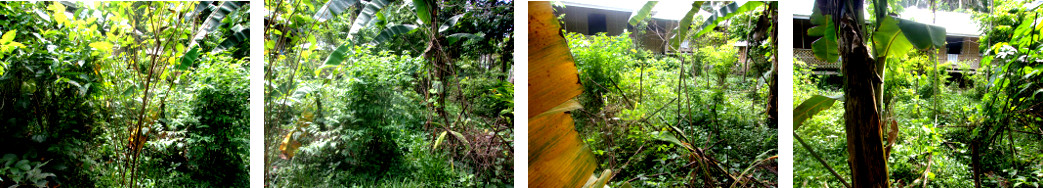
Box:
[588,13,607,34]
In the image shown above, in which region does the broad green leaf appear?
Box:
[692,1,765,38]
[373,24,418,45]
[628,2,658,26]
[1012,14,1042,47]
[529,2,596,187]
[88,42,113,51]
[896,17,946,49]
[178,47,200,71]
[322,44,353,66]
[670,2,704,49]
[807,10,839,63]
[872,16,913,60]
[433,131,448,149]
[412,0,431,25]
[313,0,360,22]
[0,30,15,43]
[4,42,24,48]
[794,94,844,130]
[446,33,480,45]
[48,2,67,26]
[438,14,465,33]
[15,160,30,171]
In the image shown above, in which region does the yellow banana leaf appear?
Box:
[528,2,599,187]
[279,128,301,160]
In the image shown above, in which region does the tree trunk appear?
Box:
[766,2,778,125]
[819,0,890,187]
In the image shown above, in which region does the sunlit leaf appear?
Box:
[794,94,843,130]
[89,42,114,51]
[0,30,15,43]
[438,14,464,33]
[670,2,703,49]
[279,129,302,160]
[654,131,693,151]
[583,169,613,188]
[433,131,448,149]
[872,16,913,59]
[528,2,597,187]
[48,2,68,26]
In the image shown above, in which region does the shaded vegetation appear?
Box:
[263,0,514,186]
[0,1,249,187]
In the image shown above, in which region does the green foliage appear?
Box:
[264,1,513,186]
[566,32,634,113]
[563,21,776,186]
[185,58,250,187]
[0,1,251,187]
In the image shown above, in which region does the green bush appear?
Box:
[185,58,250,187]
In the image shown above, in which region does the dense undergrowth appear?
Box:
[264,0,514,187]
[563,11,778,186]
[0,1,250,187]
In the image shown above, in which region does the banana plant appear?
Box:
[320,0,391,66]
[187,1,246,50]
[399,0,483,46]
[793,0,945,186]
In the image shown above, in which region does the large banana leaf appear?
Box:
[628,1,658,26]
[871,16,913,59]
[529,2,597,187]
[793,94,843,130]
[670,2,703,49]
[213,24,249,53]
[372,24,418,45]
[895,17,946,49]
[189,1,244,49]
[446,33,481,45]
[691,1,764,39]
[807,8,839,63]
[313,0,360,23]
[321,0,391,66]
[412,0,432,25]
[177,46,200,71]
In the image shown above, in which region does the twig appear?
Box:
[605,77,636,109]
